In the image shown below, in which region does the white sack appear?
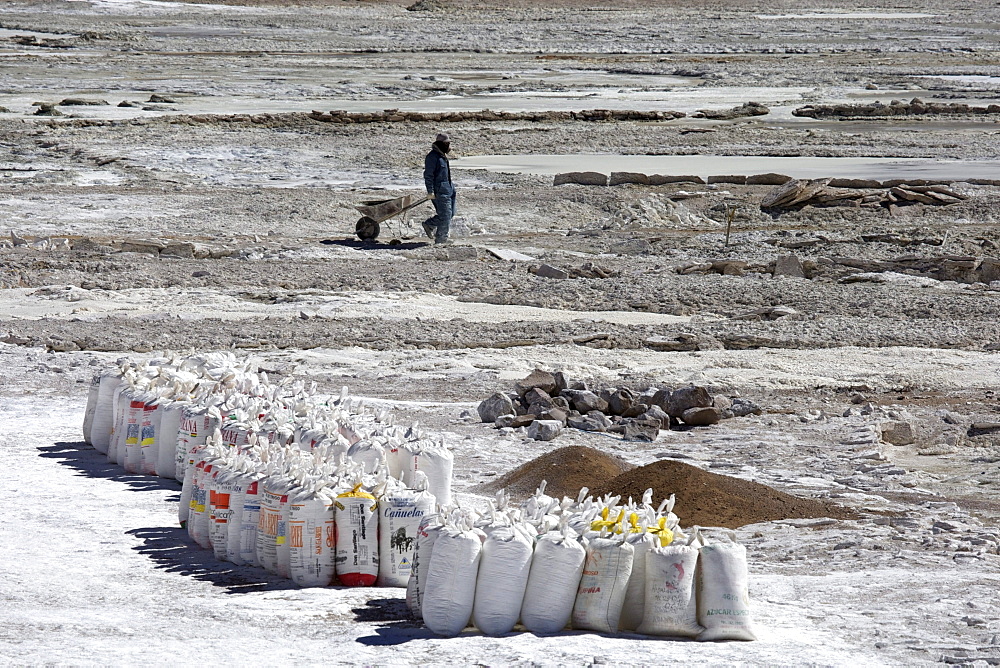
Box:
[334,491,379,587]
[156,402,183,479]
[406,514,444,619]
[209,471,238,561]
[520,530,586,634]
[571,536,634,634]
[618,531,658,631]
[637,545,703,638]
[422,527,482,637]
[407,446,453,507]
[238,477,263,567]
[82,374,101,445]
[90,372,121,454]
[288,489,337,587]
[697,542,756,641]
[377,487,436,588]
[138,402,160,476]
[472,526,533,636]
[225,472,252,565]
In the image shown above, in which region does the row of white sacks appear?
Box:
[81,354,453,588]
[80,354,754,639]
[409,487,757,640]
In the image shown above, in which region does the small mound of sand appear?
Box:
[591,459,855,529]
[480,446,634,501]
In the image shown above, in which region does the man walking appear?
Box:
[422,133,455,245]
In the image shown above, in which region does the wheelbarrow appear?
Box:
[354,193,430,241]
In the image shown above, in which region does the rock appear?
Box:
[681,406,722,426]
[746,173,792,186]
[650,388,672,411]
[586,410,614,430]
[161,242,195,258]
[538,407,568,425]
[623,419,660,442]
[191,270,211,278]
[524,387,555,412]
[639,404,671,428]
[645,333,723,351]
[609,172,650,186]
[485,247,536,262]
[880,420,917,446]
[59,98,109,106]
[528,420,563,441]
[562,389,608,413]
[761,178,831,209]
[494,414,517,428]
[515,369,557,397]
[648,175,706,185]
[665,385,713,418]
[148,94,177,103]
[978,258,1000,284]
[568,413,608,432]
[510,414,536,428]
[694,101,769,120]
[46,337,80,352]
[33,104,62,116]
[713,395,734,418]
[534,263,569,279]
[622,402,648,418]
[828,178,883,189]
[553,172,608,186]
[478,392,516,423]
[773,254,806,278]
[120,240,164,255]
[551,395,571,411]
[730,398,762,417]
[552,370,570,394]
[606,388,636,416]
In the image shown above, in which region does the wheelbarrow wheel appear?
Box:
[355,216,380,241]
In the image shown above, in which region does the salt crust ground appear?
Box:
[4,343,1000,666]
[4,0,1000,663]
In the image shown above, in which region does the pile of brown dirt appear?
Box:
[480,446,635,501]
[590,459,857,529]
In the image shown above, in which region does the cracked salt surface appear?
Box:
[0,286,693,327]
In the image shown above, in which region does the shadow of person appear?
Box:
[126,526,300,594]
[352,598,434,646]
[40,441,181,500]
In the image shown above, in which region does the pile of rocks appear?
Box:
[793,99,1000,118]
[308,108,686,125]
[476,368,760,442]
[761,178,967,211]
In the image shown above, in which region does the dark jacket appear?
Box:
[424,146,453,195]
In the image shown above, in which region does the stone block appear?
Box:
[516,369,557,397]
[609,172,650,186]
[478,392,515,423]
[528,419,563,441]
[534,263,569,279]
[746,173,793,186]
[774,254,806,278]
[681,406,722,426]
[880,420,916,446]
[553,172,608,186]
[666,385,713,418]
